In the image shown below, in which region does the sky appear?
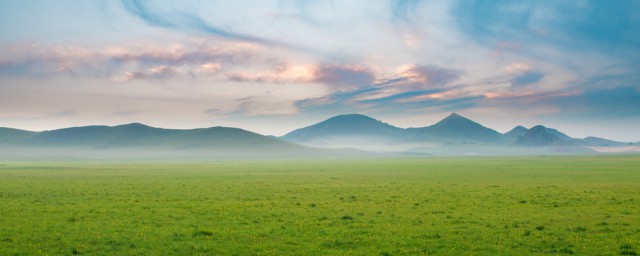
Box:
[1,0,639,141]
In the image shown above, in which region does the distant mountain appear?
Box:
[405,113,506,144]
[579,136,629,147]
[0,123,361,159]
[283,113,511,153]
[0,127,36,144]
[541,127,573,141]
[1,113,633,158]
[505,126,528,140]
[281,114,405,150]
[515,125,569,147]
[507,125,628,148]
[281,112,631,154]
[23,123,174,147]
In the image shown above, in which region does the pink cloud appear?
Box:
[0,41,262,81]
[226,63,376,89]
[392,64,462,89]
[313,64,375,89]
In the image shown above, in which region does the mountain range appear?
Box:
[0,123,362,159]
[281,113,635,153]
[0,113,637,159]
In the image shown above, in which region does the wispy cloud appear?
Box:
[226,63,316,84]
[0,41,261,81]
[511,71,544,87]
[451,0,640,57]
[122,1,267,44]
[391,64,463,89]
[224,63,377,90]
[294,64,467,115]
[51,110,77,118]
[390,0,424,22]
[0,45,95,78]
[121,66,179,81]
[111,110,141,117]
[544,86,640,118]
[121,0,306,51]
[314,64,375,89]
[108,43,256,67]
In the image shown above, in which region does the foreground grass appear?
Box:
[0,155,639,255]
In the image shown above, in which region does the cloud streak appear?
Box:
[121,0,303,51]
[122,1,261,42]
[392,64,463,89]
[0,41,261,81]
[390,0,424,22]
[511,71,544,87]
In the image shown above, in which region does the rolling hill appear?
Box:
[20,123,298,150]
[505,125,629,148]
[283,113,509,150]
[281,114,406,150]
[505,126,528,141]
[579,136,629,147]
[1,112,634,158]
[0,123,363,159]
[0,127,37,144]
[281,113,633,155]
[515,125,569,147]
[405,113,507,144]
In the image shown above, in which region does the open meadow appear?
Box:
[1,155,639,255]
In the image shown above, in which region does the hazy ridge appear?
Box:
[1,113,637,159]
[281,113,636,155]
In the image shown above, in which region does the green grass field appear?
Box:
[1,156,639,255]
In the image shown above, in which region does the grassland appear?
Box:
[1,155,639,255]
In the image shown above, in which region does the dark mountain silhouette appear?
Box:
[507,126,628,147]
[0,123,367,159]
[0,127,36,144]
[21,123,306,150]
[1,113,633,158]
[23,123,174,147]
[579,136,628,147]
[505,125,581,143]
[284,113,509,148]
[281,114,405,149]
[505,126,528,140]
[541,126,573,141]
[281,112,631,154]
[515,125,569,147]
[405,113,506,144]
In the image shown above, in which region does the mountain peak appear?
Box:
[505,125,529,139]
[530,125,547,130]
[434,112,475,127]
[409,112,505,144]
[444,112,463,119]
[516,125,568,147]
[281,113,403,145]
[508,125,528,132]
[328,114,377,122]
[316,114,398,128]
[115,123,152,129]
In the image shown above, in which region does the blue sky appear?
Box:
[1,0,639,141]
